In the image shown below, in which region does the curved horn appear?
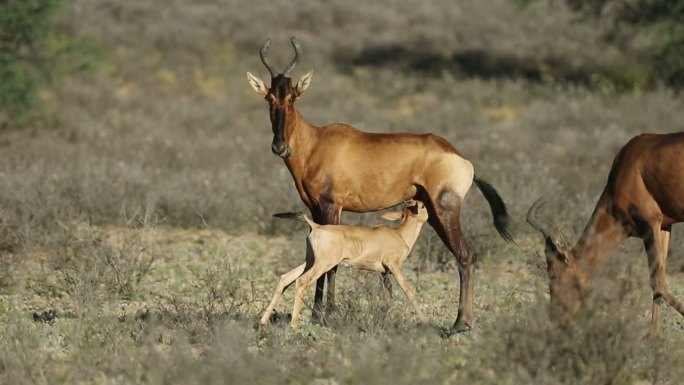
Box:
[259,38,277,78]
[282,36,302,77]
[527,195,565,246]
[527,195,550,236]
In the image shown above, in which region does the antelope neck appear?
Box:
[283,107,318,165]
[395,217,424,249]
[570,204,627,273]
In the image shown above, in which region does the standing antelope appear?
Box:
[261,200,430,328]
[247,37,513,333]
[527,132,684,336]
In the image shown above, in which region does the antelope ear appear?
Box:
[380,211,403,221]
[295,69,314,96]
[247,72,268,96]
[558,251,571,265]
[545,236,570,265]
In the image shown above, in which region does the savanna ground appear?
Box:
[2,0,684,384]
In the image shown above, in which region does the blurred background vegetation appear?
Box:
[1,0,683,243]
[1,0,683,129]
[1,0,684,384]
[0,0,98,124]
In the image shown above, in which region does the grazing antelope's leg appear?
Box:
[424,189,474,333]
[645,225,684,337]
[260,263,307,325]
[644,225,669,337]
[385,262,427,323]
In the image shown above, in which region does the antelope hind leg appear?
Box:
[260,263,307,326]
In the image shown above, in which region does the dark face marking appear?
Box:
[408,203,419,215]
[270,74,292,99]
[267,74,295,158]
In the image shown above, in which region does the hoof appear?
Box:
[259,311,291,327]
[642,329,661,341]
[33,310,57,324]
[416,322,446,337]
[310,313,323,325]
[448,322,472,336]
[310,310,329,326]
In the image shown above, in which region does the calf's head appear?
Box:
[381,200,429,225]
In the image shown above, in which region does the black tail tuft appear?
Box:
[273,212,307,222]
[273,212,313,229]
[473,176,514,243]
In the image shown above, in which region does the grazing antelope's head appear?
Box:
[247,37,314,159]
[526,197,589,320]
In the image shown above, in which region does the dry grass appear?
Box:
[2,224,684,384]
[2,0,684,383]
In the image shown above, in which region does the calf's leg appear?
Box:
[260,263,307,325]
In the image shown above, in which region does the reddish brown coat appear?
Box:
[528,132,684,336]
[248,37,512,333]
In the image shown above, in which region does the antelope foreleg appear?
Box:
[385,263,427,323]
[325,266,338,313]
[653,229,684,317]
[644,227,673,337]
[311,202,341,322]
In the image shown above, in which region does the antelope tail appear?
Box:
[473,175,514,243]
[273,211,316,229]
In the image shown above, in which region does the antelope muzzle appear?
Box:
[271,141,291,158]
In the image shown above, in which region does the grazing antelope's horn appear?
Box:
[526,195,565,247]
[282,36,302,77]
[259,38,277,78]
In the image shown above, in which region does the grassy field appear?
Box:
[2,0,684,384]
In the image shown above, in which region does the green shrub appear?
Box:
[0,0,99,126]
[655,29,684,87]
[564,0,684,88]
[0,0,61,122]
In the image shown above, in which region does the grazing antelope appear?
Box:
[260,200,430,328]
[527,132,684,336]
[247,37,513,333]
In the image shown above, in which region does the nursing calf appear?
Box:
[260,200,429,328]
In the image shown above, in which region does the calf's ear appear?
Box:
[380,211,403,221]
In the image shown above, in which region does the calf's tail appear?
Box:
[273,212,316,229]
